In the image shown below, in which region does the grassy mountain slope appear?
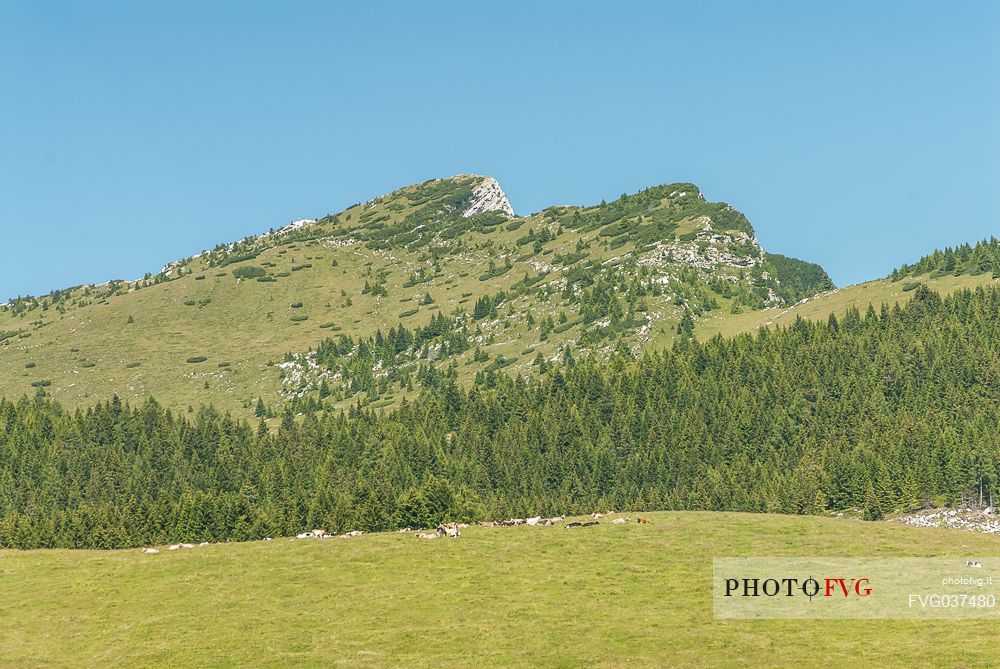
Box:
[700,237,1000,339]
[0,175,837,415]
[3,511,1000,668]
[697,271,997,339]
[13,175,991,417]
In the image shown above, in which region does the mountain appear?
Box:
[0,174,988,417]
[3,175,1000,557]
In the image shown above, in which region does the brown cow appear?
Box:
[637,517,652,524]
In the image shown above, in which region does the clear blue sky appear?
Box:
[2,1,998,300]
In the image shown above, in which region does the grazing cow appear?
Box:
[439,527,461,538]
[967,561,983,568]
[612,517,630,524]
[591,513,603,519]
[637,517,652,524]
[457,523,470,529]
[397,528,412,533]
[340,530,363,538]
[168,544,181,551]
[141,547,160,554]
[582,521,599,527]
[564,522,583,528]
[416,532,439,540]
[526,517,542,526]
[512,518,526,526]
[478,521,496,527]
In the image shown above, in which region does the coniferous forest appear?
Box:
[1,285,998,549]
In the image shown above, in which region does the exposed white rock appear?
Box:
[462,176,514,218]
[282,219,316,232]
[891,508,1000,534]
[636,215,775,301]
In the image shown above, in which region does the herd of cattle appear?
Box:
[286,512,655,542]
[141,513,654,552]
[140,541,214,554]
[295,529,362,540]
[406,512,654,539]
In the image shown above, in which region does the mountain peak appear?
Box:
[460,175,514,218]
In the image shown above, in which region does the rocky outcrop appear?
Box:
[891,507,1000,534]
[462,176,514,218]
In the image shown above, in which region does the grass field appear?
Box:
[3,511,999,668]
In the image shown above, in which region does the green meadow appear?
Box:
[3,511,998,668]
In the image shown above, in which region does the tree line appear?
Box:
[1,285,998,549]
[891,237,1000,280]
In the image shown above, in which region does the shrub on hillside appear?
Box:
[186,356,208,364]
[233,266,266,279]
[218,252,259,267]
